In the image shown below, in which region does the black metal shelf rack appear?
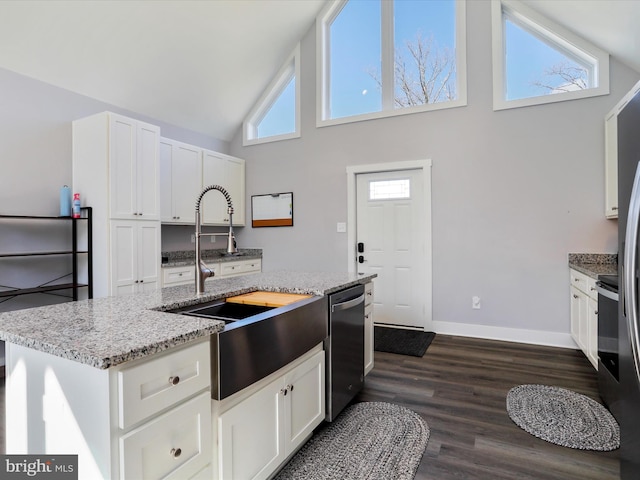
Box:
[0,207,93,301]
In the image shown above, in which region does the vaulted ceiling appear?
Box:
[0,1,638,142]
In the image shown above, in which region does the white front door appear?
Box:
[356,169,429,330]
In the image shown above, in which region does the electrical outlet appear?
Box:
[472,296,481,309]
[337,222,347,233]
[191,234,195,243]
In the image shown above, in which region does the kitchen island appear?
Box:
[0,271,375,480]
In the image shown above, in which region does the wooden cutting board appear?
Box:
[225,291,312,307]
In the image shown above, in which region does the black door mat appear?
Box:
[374,327,436,357]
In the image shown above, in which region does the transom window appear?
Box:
[491,0,609,110]
[369,179,411,200]
[317,0,467,127]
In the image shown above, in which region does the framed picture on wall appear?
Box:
[251,192,293,227]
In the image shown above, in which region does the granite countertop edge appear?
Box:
[568,253,618,278]
[0,271,376,370]
[161,248,262,267]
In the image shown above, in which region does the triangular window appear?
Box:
[491,0,609,110]
[243,45,300,145]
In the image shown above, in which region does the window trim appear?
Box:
[243,44,301,146]
[316,0,467,128]
[491,0,609,111]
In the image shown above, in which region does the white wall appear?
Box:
[228,0,640,345]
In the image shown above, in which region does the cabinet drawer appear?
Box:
[118,340,210,429]
[364,282,373,306]
[242,259,262,274]
[569,270,598,299]
[163,266,194,286]
[119,392,211,480]
[219,259,261,277]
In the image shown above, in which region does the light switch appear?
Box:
[337,222,347,233]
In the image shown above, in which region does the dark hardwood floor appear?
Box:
[355,334,620,480]
[0,336,619,479]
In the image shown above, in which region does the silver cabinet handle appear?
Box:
[170,448,182,458]
[169,376,180,386]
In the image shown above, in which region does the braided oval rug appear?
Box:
[506,384,619,451]
[275,402,429,480]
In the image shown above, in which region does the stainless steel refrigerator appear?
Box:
[618,87,640,479]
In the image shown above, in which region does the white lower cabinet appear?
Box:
[217,348,325,480]
[5,338,211,480]
[162,259,261,287]
[364,281,374,375]
[162,264,197,287]
[119,392,211,480]
[219,258,262,278]
[569,269,598,369]
[111,220,160,295]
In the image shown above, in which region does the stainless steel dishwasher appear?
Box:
[325,284,365,421]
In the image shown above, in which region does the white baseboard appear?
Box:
[432,320,578,349]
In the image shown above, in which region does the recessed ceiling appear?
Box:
[0,0,325,141]
[0,1,637,143]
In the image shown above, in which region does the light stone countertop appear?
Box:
[568,253,618,279]
[0,271,375,370]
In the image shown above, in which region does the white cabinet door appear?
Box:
[202,150,245,226]
[284,350,325,452]
[364,304,374,375]
[110,115,137,219]
[225,157,245,226]
[218,376,284,480]
[137,121,161,220]
[111,220,160,296]
[217,348,325,480]
[111,221,137,296]
[364,281,374,375]
[109,114,160,220]
[160,138,202,224]
[570,286,582,349]
[587,297,599,369]
[138,222,160,292]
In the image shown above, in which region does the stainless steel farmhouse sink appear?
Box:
[167,295,327,400]
[177,301,275,323]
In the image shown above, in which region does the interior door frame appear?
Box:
[346,160,433,327]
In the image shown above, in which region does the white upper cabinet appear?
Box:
[109,114,161,220]
[202,150,246,226]
[159,138,202,224]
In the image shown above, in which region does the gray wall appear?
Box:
[228,0,640,343]
[0,66,229,218]
[0,66,230,314]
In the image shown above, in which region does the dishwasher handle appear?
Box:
[331,294,365,312]
[596,281,619,301]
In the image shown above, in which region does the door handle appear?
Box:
[358,255,365,263]
[357,242,364,253]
